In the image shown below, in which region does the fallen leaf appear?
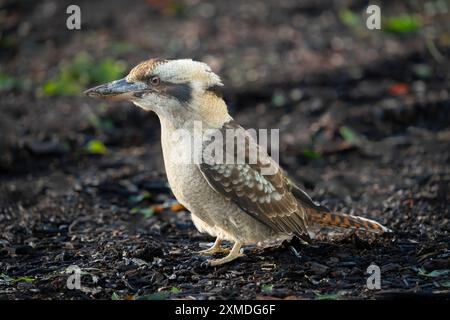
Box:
[315,293,340,300]
[384,15,421,34]
[388,83,410,96]
[12,277,34,283]
[111,292,121,300]
[261,284,273,293]
[303,149,322,159]
[170,203,186,212]
[85,140,108,155]
[170,287,182,294]
[418,269,449,278]
[130,207,155,218]
[339,126,363,145]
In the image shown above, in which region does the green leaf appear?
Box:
[0,73,30,92]
[12,277,34,283]
[129,192,152,204]
[413,64,432,79]
[89,115,115,132]
[418,268,449,278]
[90,58,127,84]
[43,78,81,96]
[170,287,182,294]
[271,90,286,107]
[441,281,450,288]
[100,118,115,131]
[130,207,155,218]
[315,293,340,300]
[111,292,121,300]
[42,53,127,96]
[303,149,322,159]
[261,284,273,293]
[339,126,362,145]
[85,140,108,155]
[384,15,421,34]
[0,73,16,91]
[339,9,361,28]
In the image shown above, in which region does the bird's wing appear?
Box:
[197,120,320,240]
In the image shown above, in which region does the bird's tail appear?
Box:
[307,210,392,234]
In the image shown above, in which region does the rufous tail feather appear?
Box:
[307,210,392,234]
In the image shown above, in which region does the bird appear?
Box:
[85,58,391,266]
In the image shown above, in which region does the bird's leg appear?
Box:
[198,238,229,256]
[208,241,244,266]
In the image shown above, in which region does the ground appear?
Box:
[0,0,449,300]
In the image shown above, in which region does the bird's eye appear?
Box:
[149,76,160,86]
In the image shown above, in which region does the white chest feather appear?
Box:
[160,122,206,210]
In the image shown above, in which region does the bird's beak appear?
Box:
[84,78,148,100]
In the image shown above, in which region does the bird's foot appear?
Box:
[208,252,245,266]
[198,246,230,256]
[198,238,229,256]
[207,242,244,266]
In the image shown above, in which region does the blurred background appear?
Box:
[0,0,449,299]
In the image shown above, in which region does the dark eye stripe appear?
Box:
[206,84,223,98]
[165,82,192,104]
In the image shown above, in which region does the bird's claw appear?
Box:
[198,247,230,256]
[207,252,245,266]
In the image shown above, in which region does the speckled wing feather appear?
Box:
[197,120,324,240]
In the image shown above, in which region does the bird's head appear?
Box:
[85,58,230,128]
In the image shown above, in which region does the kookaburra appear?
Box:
[85,58,391,266]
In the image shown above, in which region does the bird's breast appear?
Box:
[160,128,208,209]
[158,121,282,244]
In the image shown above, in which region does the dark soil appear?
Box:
[0,0,449,299]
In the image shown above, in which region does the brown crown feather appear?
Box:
[126,58,168,82]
